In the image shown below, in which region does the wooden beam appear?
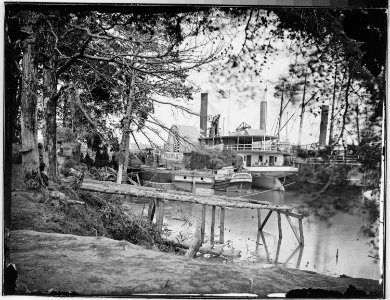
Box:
[299,218,304,245]
[257,208,261,230]
[155,200,160,226]
[277,212,282,239]
[220,207,225,244]
[285,215,300,243]
[157,200,165,233]
[148,199,156,222]
[210,206,216,245]
[275,238,282,263]
[279,210,304,220]
[201,205,206,243]
[81,179,292,211]
[259,210,273,231]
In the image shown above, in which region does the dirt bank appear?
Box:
[9,230,382,297]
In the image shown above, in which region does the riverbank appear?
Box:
[7,164,383,296]
[8,230,383,297]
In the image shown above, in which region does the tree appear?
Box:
[19,12,41,186]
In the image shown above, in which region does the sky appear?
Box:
[129,10,346,149]
[132,51,329,148]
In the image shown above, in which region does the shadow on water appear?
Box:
[254,230,304,268]
[144,183,381,280]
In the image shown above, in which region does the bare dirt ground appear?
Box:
[9,230,382,297]
[7,164,383,297]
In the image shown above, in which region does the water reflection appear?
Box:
[159,187,381,280]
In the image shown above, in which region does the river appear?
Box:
[153,187,382,281]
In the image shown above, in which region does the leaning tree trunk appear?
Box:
[337,73,352,144]
[43,22,60,182]
[297,72,308,147]
[20,39,40,184]
[4,18,21,228]
[117,75,135,184]
[277,82,285,139]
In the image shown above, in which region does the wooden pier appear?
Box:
[81,179,304,247]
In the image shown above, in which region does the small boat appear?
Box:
[212,171,252,192]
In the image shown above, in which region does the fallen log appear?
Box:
[168,238,241,258]
[81,179,293,212]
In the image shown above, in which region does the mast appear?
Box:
[260,86,268,149]
[277,82,285,140]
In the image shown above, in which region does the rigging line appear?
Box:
[284,164,335,187]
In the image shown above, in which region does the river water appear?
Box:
[153,188,382,281]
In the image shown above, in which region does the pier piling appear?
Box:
[201,205,206,243]
[277,212,282,239]
[259,210,273,231]
[210,206,216,245]
[220,207,225,244]
[147,199,156,222]
[299,218,304,245]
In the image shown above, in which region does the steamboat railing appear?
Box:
[223,143,293,153]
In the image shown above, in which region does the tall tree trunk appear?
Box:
[277,82,285,139]
[298,71,307,146]
[117,75,135,184]
[4,19,21,229]
[355,103,360,145]
[328,63,338,145]
[337,72,352,144]
[20,39,40,181]
[43,16,60,182]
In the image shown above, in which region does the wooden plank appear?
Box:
[158,200,165,233]
[275,238,282,263]
[81,179,292,211]
[285,215,300,243]
[210,206,216,245]
[147,199,156,222]
[259,210,273,231]
[279,210,304,220]
[154,200,160,226]
[201,205,206,243]
[192,175,196,193]
[299,218,304,245]
[220,207,225,244]
[277,212,282,239]
[257,208,261,230]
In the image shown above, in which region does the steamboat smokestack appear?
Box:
[260,101,267,133]
[319,105,329,147]
[260,87,267,133]
[200,93,208,138]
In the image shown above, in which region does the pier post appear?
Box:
[277,212,282,239]
[285,215,300,243]
[256,209,262,252]
[210,206,216,245]
[201,205,206,243]
[192,175,196,193]
[259,210,273,231]
[299,218,304,245]
[147,199,156,222]
[157,200,165,233]
[219,207,225,244]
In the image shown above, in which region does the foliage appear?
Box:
[98,202,177,252]
[187,149,242,170]
[59,159,75,177]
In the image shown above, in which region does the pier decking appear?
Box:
[81,179,304,246]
